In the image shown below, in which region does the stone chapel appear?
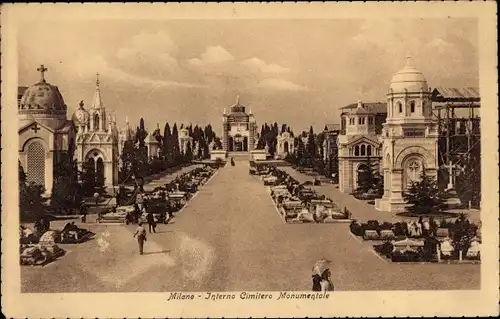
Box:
[18,65,76,195]
[375,57,439,212]
[72,74,119,189]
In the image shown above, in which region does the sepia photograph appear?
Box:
[2,2,498,318]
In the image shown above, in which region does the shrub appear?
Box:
[350,221,363,236]
[393,222,408,237]
[391,249,424,262]
[374,241,394,258]
[380,222,394,231]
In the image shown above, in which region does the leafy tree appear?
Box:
[136,118,148,148]
[307,126,316,158]
[403,168,446,215]
[163,122,172,158]
[51,158,81,210]
[214,137,223,149]
[455,154,481,208]
[171,123,181,163]
[81,161,98,195]
[19,161,45,222]
[152,123,162,144]
[316,133,325,159]
[296,137,306,166]
[204,124,214,144]
[185,141,193,162]
[355,156,382,196]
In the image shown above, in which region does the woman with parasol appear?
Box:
[312,258,334,292]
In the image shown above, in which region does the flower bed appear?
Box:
[260,168,351,224]
[351,215,482,263]
[105,166,218,225]
[349,216,480,241]
[373,240,481,263]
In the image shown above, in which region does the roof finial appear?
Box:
[357,100,363,108]
[37,64,48,83]
[92,72,104,109]
[405,54,413,67]
[125,116,129,124]
[79,100,84,109]
[236,95,240,105]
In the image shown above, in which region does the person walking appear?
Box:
[133,222,147,255]
[79,201,88,223]
[146,212,156,233]
[312,258,334,292]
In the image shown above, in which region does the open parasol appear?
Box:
[312,258,332,276]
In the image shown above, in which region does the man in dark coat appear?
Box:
[146,212,156,233]
[80,201,88,223]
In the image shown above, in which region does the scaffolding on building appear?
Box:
[431,87,481,208]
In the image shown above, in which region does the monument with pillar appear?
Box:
[222,96,257,153]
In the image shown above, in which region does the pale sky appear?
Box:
[18,18,479,134]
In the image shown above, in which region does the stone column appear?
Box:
[222,123,229,151]
[383,169,390,197]
[105,160,114,188]
[249,122,256,151]
[45,151,54,195]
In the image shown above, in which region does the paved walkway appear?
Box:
[22,159,479,292]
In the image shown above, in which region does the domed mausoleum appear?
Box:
[375,56,439,212]
[18,65,76,195]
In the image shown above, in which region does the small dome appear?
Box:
[72,100,90,125]
[389,56,428,93]
[19,81,67,117]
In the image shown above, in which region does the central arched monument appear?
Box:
[222,96,257,153]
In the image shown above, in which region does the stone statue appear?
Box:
[209,141,216,151]
[265,143,270,155]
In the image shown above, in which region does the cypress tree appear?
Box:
[403,168,446,215]
[172,123,180,163]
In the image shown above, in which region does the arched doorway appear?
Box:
[85,150,105,187]
[283,141,289,154]
[233,134,243,152]
[403,157,423,189]
[26,141,45,187]
[96,158,105,186]
[243,137,248,152]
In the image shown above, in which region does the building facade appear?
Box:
[18,65,76,195]
[276,131,295,158]
[178,127,193,155]
[338,101,384,193]
[222,96,257,152]
[73,74,119,189]
[375,57,439,212]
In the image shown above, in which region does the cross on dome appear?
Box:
[96,72,100,86]
[236,95,240,104]
[405,54,413,67]
[37,64,48,82]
